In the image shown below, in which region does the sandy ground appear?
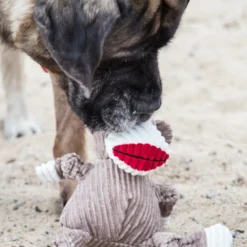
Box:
[0,0,247,246]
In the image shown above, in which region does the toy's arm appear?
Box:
[154,120,173,144]
[153,183,179,218]
[146,224,232,247]
[55,153,94,181]
[36,153,93,183]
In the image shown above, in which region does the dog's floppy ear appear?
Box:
[34,0,128,97]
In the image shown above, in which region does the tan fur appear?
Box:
[82,0,119,22]
[50,72,86,159]
[103,0,163,59]
[51,72,86,203]
[148,0,162,35]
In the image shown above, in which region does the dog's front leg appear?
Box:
[51,73,86,159]
[50,72,86,203]
[1,46,42,139]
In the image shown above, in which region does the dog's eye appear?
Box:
[163,0,179,8]
[163,0,189,8]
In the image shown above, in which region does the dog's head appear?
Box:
[34,0,189,132]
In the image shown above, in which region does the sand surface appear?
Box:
[0,0,247,246]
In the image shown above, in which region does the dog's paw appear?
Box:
[205,224,233,247]
[4,112,42,139]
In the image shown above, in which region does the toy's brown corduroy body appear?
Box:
[53,125,207,247]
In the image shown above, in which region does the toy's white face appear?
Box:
[105,121,170,176]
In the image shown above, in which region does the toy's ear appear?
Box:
[154,120,173,144]
[34,0,129,98]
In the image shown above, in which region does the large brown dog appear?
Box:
[0,0,189,199]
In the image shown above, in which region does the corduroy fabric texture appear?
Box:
[56,231,208,247]
[54,122,207,247]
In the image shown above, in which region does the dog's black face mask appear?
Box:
[34,0,189,132]
[67,54,162,132]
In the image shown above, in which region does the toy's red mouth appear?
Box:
[113,143,169,172]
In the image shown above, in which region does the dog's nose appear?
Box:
[136,114,152,123]
[134,96,162,114]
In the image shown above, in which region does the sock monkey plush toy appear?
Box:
[36,120,233,247]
